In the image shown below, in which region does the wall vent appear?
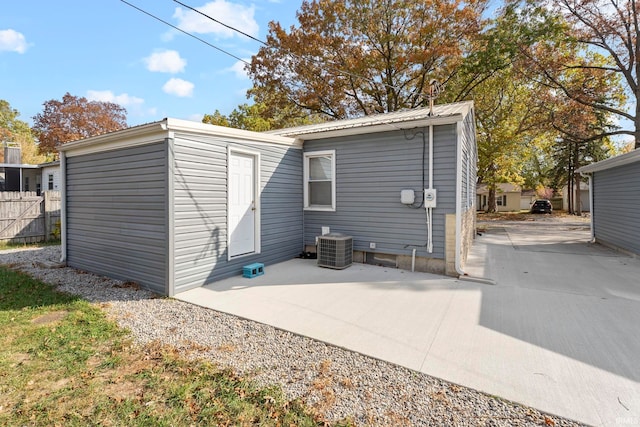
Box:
[317,233,353,269]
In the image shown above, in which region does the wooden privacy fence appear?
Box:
[0,191,61,243]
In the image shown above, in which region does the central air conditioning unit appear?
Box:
[317,233,353,269]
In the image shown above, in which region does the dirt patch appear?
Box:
[477,211,589,222]
[31,310,69,325]
[113,281,140,290]
[478,212,534,222]
[10,352,30,366]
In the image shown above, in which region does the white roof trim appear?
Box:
[268,101,473,140]
[577,149,640,173]
[0,163,40,169]
[163,118,300,147]
[59,121,167,157]
[59,118,300,157]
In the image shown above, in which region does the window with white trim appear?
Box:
[304,150,336,211]
[496,195,507,206]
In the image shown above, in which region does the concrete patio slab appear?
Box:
[176,218,640,426]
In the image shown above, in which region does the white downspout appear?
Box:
[59,152,67,264]
[428,124,433,189]
[426,124,434,253]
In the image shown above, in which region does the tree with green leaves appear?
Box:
[0,99,49,164]
[465,2,624,211]
[473,66,553,212]
[542,82,615,214]
[33,93,127,155]
[202,110,230,128]
[450,3,563,211]
[0,100,31,142]
[511,0,638,148]
[203,102,325,132]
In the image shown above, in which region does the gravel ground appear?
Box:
[2,245,587,427]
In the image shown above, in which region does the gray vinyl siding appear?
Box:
[66,141,168,294]
[172,133,302,293]
[303,125,457,259]
[592,161,640,255]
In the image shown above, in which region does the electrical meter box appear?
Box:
[424,189,437,208]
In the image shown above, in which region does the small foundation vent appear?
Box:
[317,233,353,269]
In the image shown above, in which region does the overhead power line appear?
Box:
[119,0,250,65]
[171,0,414,97]
[121,0,435,106]
[172,0,267,47]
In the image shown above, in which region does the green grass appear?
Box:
[0,266,348,426]
[0,239,61,251]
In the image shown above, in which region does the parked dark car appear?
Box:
[530,199,553,214]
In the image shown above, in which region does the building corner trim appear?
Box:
[59,152,67,265]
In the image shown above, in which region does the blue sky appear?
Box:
[0,0,298,127]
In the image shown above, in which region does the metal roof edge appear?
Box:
[38,160,61,167]
[268,101,474,140]
[577,148,640,174]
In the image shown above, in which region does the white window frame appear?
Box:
[304,150,336,211]
[496,194,507,206]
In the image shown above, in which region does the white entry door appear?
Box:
[228,151,257,257]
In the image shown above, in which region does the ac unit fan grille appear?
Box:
[317,234,353,269]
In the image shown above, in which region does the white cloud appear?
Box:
[228,59,250,79]
[0,29,29,53]
[173,0,258,39]
[163,78,194,97]
[144,50,187,73]
[86,90,145,107]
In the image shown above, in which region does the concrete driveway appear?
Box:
[177,216,640,426]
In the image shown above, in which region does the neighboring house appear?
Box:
[40,161,61,192]
[0,146,40,192]
[561,181,590,212]
[577,149,640,256]
[58,101,477,296]
[0,146,61,194]
[520,189,537,210]
[0,162,40,192]
[476,183,521,212]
